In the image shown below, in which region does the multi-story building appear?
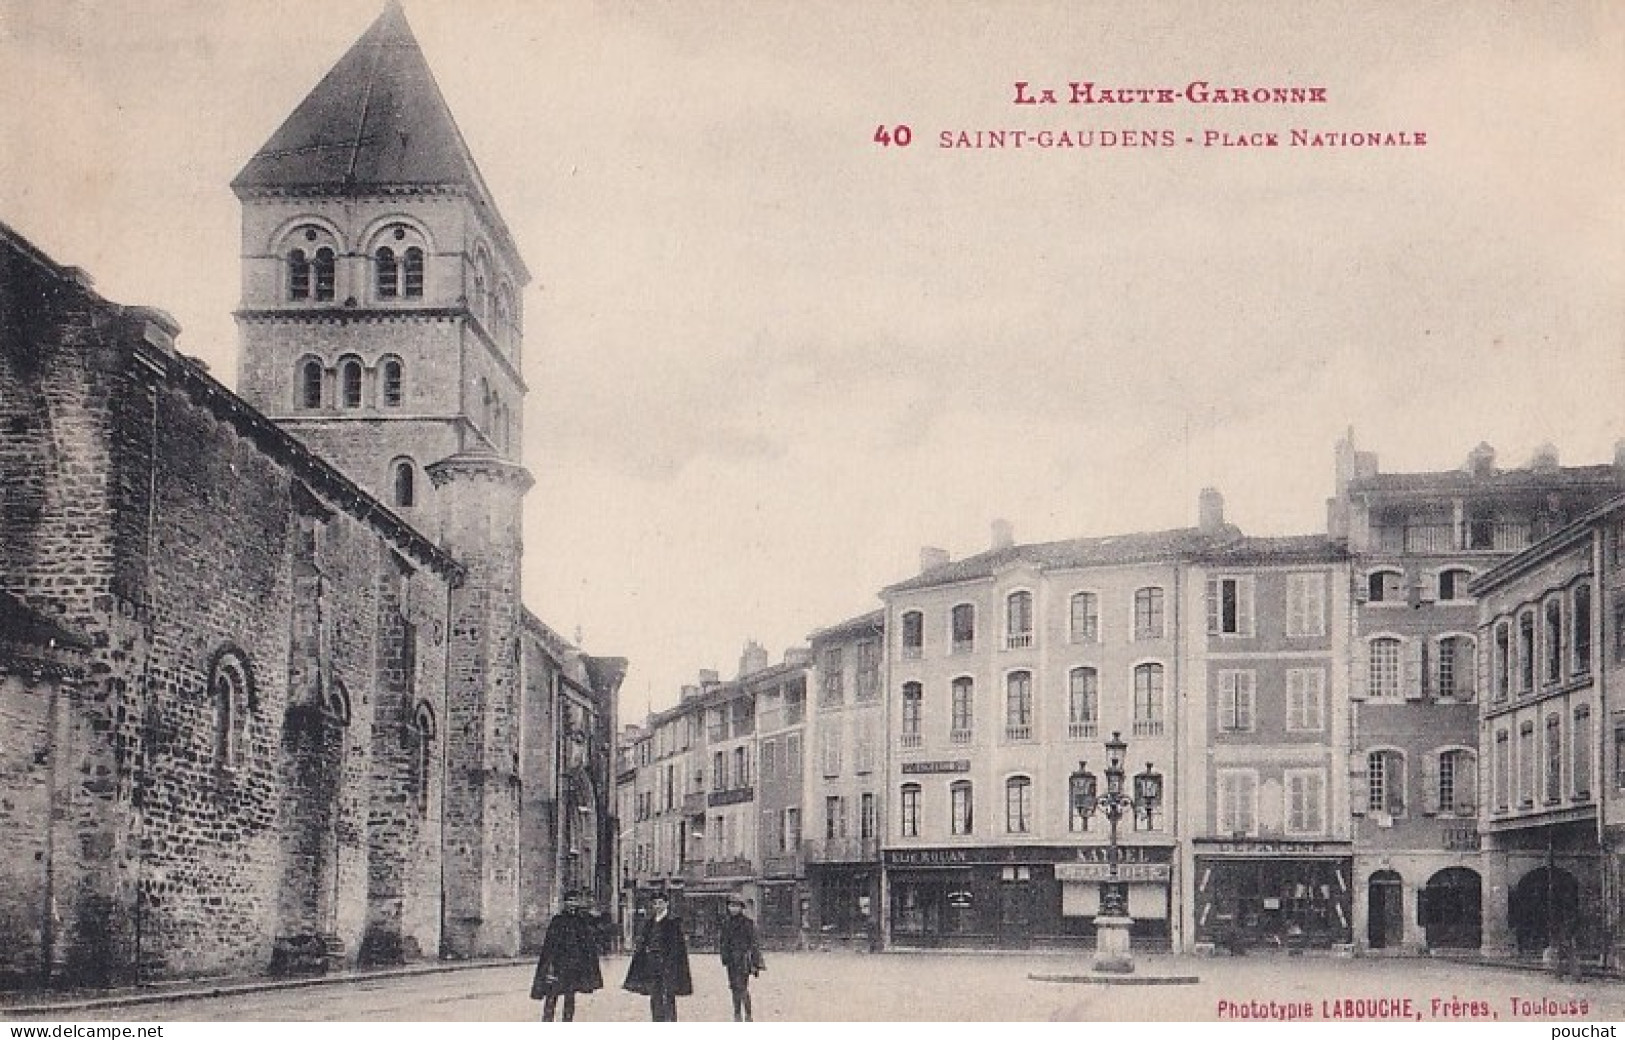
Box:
[1182,535,1354,952]
[804,612,885,947]
[1474,492,1624,961]
[744,644,812,945]
[1331,433,1624,954]
[878,504,1239,950]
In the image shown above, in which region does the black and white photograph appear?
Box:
[1,0,1623,1025]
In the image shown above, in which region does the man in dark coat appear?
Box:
[530,890,606,1021]
[719,894,765,1021]
[622,891,693,1021]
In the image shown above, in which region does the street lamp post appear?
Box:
[1071,731,1163,974]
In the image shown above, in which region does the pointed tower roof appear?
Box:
[233,3,526,275]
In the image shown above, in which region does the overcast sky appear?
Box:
[3,0,1622,720]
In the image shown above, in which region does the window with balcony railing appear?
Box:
[1006,591,1033,649]
[1005,671,1032,740]
[950,729,973,745]
[1133,663,1164,737]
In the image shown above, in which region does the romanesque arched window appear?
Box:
[375,246,399,298]
[403,247,424,298]
[340,357,363,409]
[413,701,436,814]
[299,357,323,409]
[288,249,311,300]
[209,649,254,770]
[313,247,336,302]
[381,357,403,408]
[392,459,415,508]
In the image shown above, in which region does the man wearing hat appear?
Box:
[719,893,765,1022]
[529,889,606,1021]
[622,891,693,1021]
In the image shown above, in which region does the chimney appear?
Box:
[1529,442,1560,473]
[991,519,1015,550]
[737,640,769,679]
[783,647,813,667]
[1465,442,1497,477]
[680,684,699,702]
[1615,439,1625,473]
[697,669,720,687]
[1198,487,1225,535]
[919,546,950,572]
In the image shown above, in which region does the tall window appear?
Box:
[1005,776,1032,833]
[393,460,415,507]
[1068,667,1098,739]
[1437,749,1476,815]
[1438,568,1472,602]
[1493,621,1511,702]
[375,246,399,297]
[900,785,921,837]
[950,678,973,740]
[861,792,876,840]
[951,604,976,654]
[1367,570,1403,603]
[901,682,923,744]
[289,248,311,299]
[1133,664,1164,736]
[1573,583,1593,676]
[382,358,403,407]
[1070,592,1099,643]
[734,745,749,786]
[825,795,846,839]
[413,702,435,813]
[1206,576,1253,636]
[1367,749,1405,815]
[1544,598,1564,685]
[1217,670,1255,733]
[1006,591,1033,648]
[787,734,802,777]
[901,610,924,659]
[855,640,880,701]
[949,781,973,835]
[299,358,323,408]
[713,750,726,790]
[1518,721,1536,806]
[340,358,363,409]
[1005,671,1033,739]
[1368,637,1401,700]
[1286,572,1326,637]
[1518,610,1535,692]
[785,807,801,849]
[821,647,844,706]
[1495,730,1511,811]
[1436,635,1474,700]
[821,727,842,777]
[1284,770,1324,834]
[1217,770,1257,835]
[1574,705,1592,799]
[402,247,424,297]
[1545,713,1563,803]
[211,653,251,769]
[1134,587,1165,640]
[1285,669,1324,731]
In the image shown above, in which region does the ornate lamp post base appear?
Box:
[1093,914,1136,974]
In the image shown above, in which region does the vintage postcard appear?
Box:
[1,0,1622,1026]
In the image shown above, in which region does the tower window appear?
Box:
[376,247,398,298]
[300,358,323,408]
[313,247,336,302]
[393,461,415,508]
[289,249,310,300]
[403,247,424,298]
[382,358,403,407]
[341,359,363,409]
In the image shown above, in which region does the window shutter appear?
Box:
[1206,579,1219,635]
[1403,639,1425,700]
[1353,641,1369,701]
[1240,672,1255,730]
[1348,752,1368,815]
[1422,752,1440,815]
[1286,670,1303,729]
[1239,579,1255,637]
[1458,753,1478,814]
[1420,570,1439,603]
[1386,754,1406,815]
[1219,672,1237,730]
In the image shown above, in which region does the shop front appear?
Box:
[808,864,881,949]
[885,844,1173,950]
[1192,839,1353,950]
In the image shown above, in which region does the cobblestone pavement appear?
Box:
[9,952,1624,1023]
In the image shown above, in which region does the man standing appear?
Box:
[529,890,606,1021]
[719,894,765,1022]
[623,891,693,1021]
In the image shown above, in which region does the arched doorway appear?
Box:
[1421,867,1481,949]
[1509,866,1579,954]
[1366,870,1404,949]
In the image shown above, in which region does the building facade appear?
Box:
[1332,434,1624,954]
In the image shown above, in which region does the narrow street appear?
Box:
[12,952,1621,1023]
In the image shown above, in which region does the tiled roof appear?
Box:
[807,608,884,642]
[1348,464,1622,495]
[232,3,490,196]
[1193,534,1349,564]
[884,526,1240,593]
